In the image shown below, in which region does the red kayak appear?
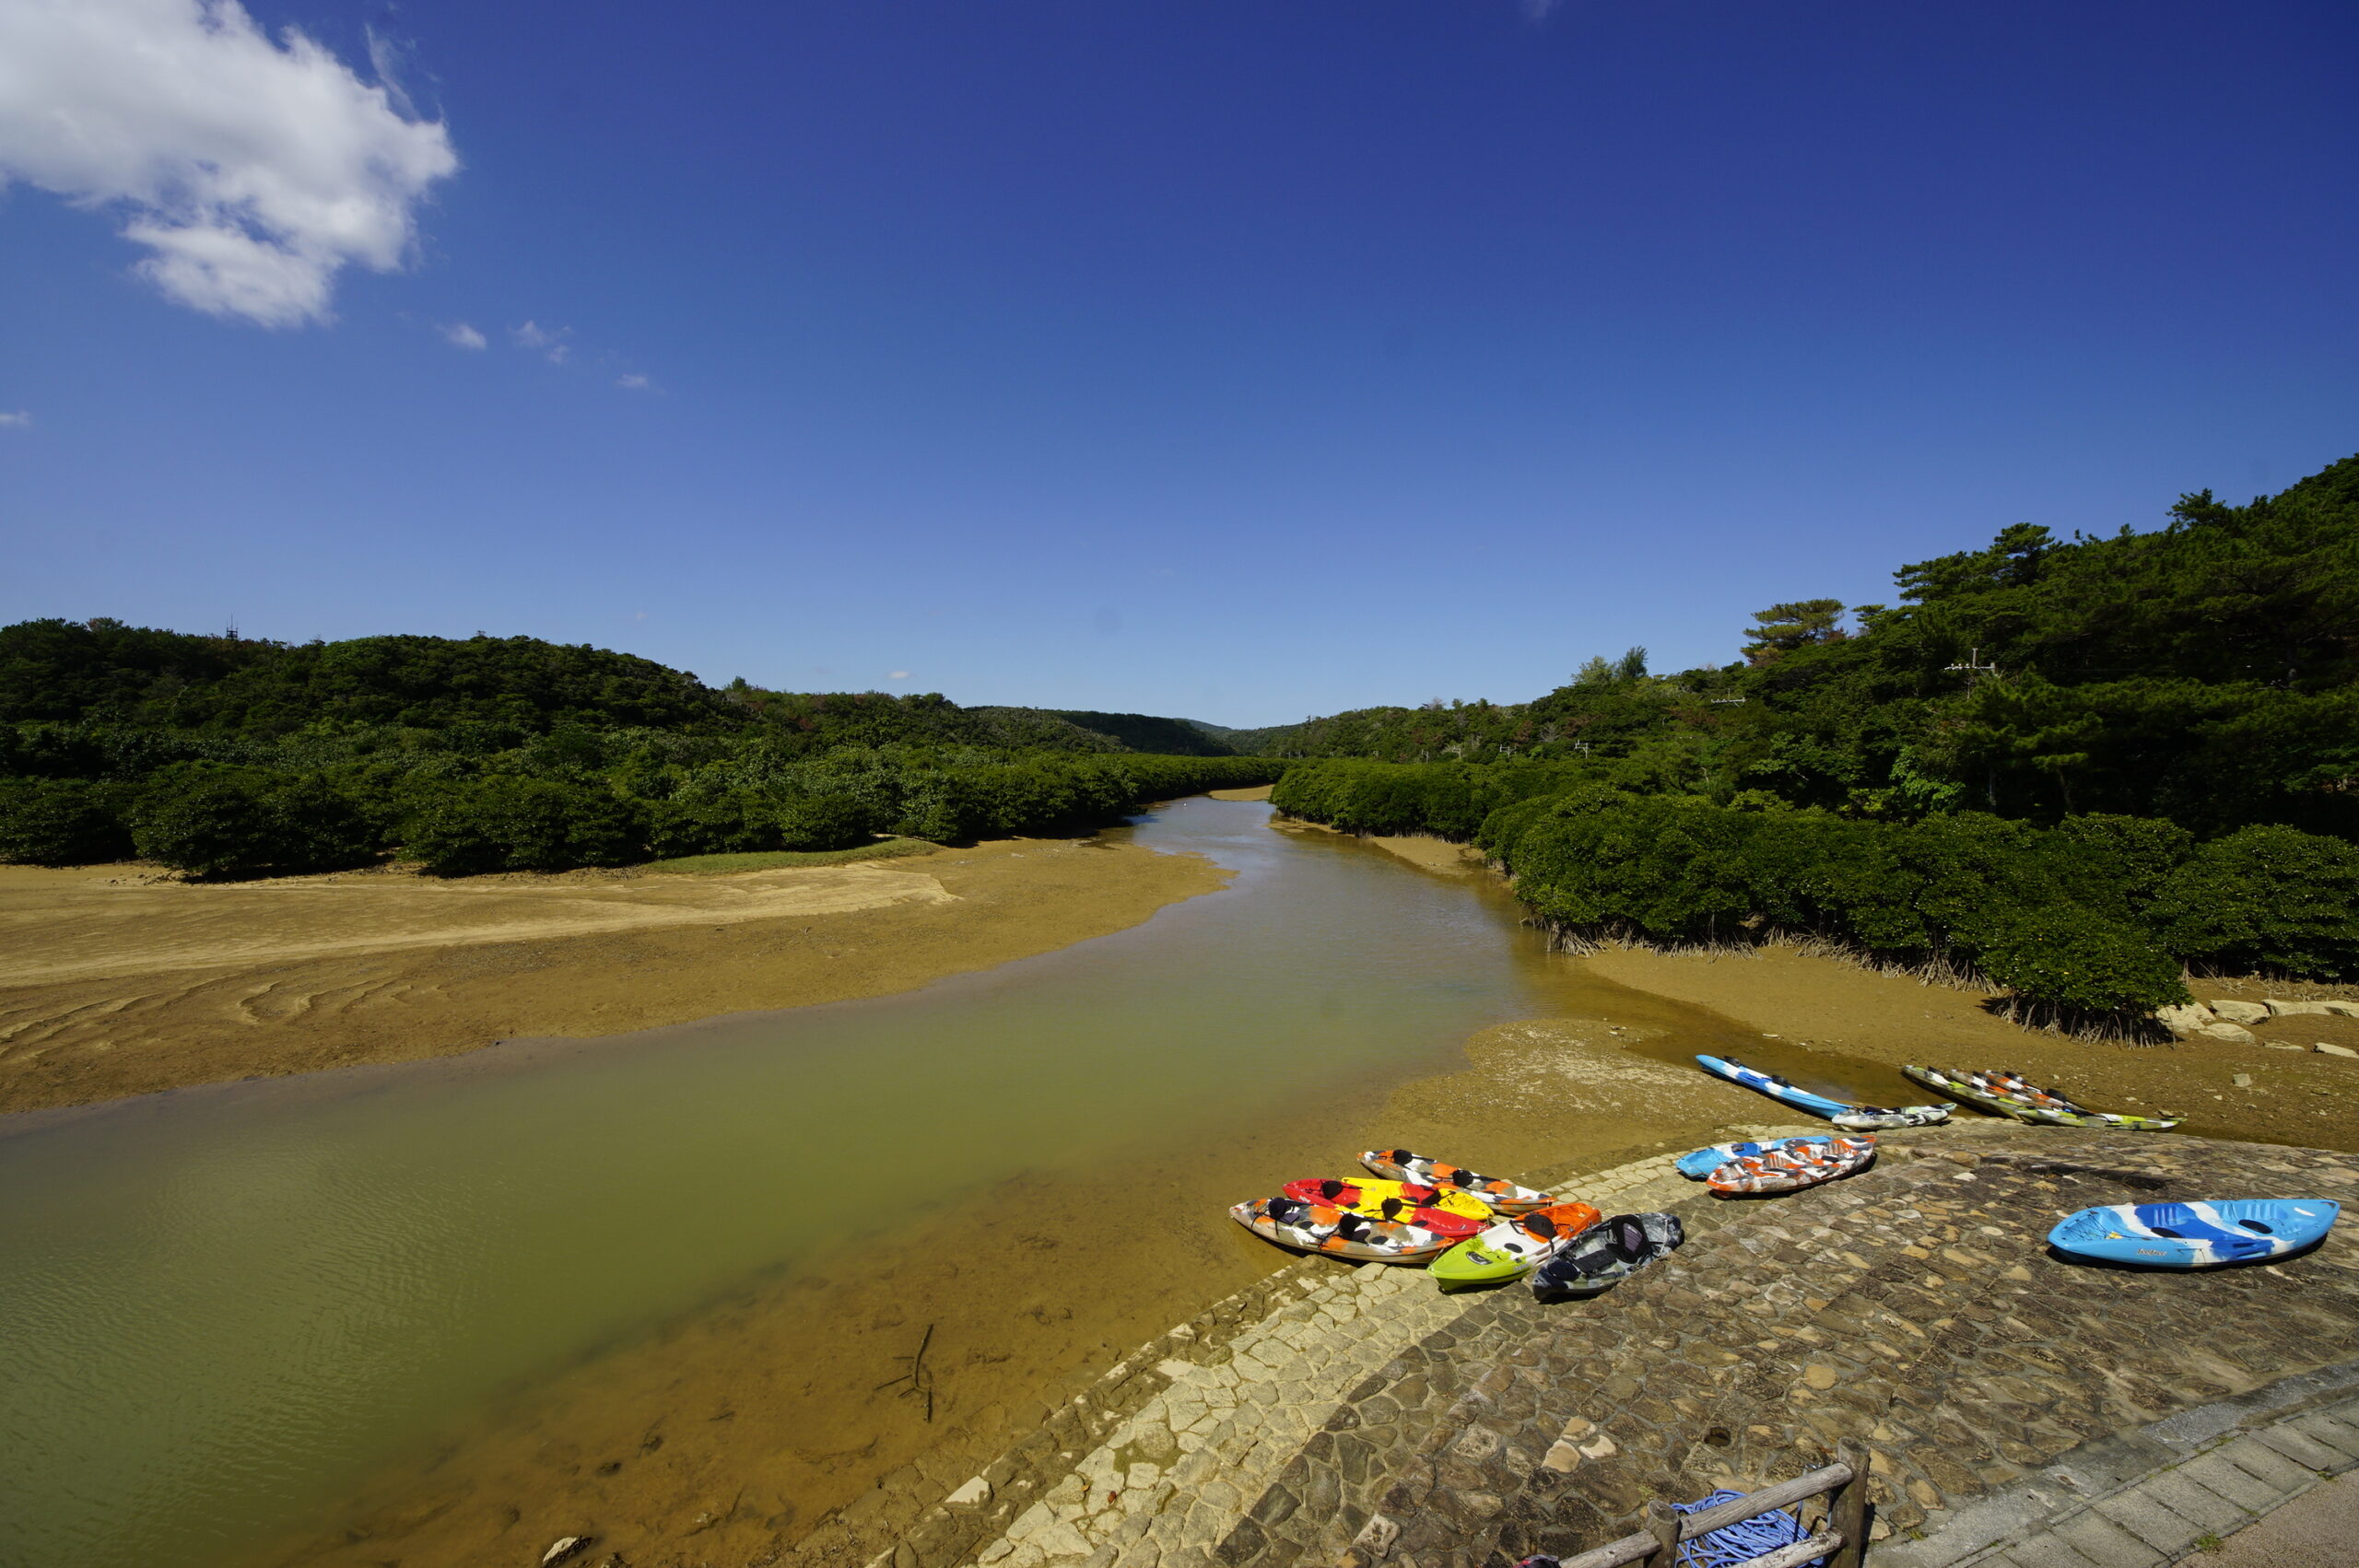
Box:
[1278,1177,1491,1238]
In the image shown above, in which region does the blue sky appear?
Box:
[3,1,2354,727]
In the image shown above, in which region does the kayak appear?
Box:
[1675,1137,1833,1179]
[1231,1196,1456,1263]
[1429,1201,1602,1287]
[2049,1199,2338,1269]
[1358,1150,1554,1214]
[1278,1178,1492,1236]
[1706,1136,1877,1195]
[1696,1055,1953,1130]
[1531,1212,1684,1299]
[1903,1065,2182,1131]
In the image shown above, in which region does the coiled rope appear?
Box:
[1671,1489,1824,1568]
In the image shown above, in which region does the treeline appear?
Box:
[1265,452,2359,1024]
[1242,455,2359,843]
[1274,762,2359,1020]
[0,619,1276,877]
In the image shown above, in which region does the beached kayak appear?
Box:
[1531,1211,1684,1299]
[2049,1199,2338,1269]
[1706,1135,1876,1195]
[1231,1195,1456,1262]
[1358,1150,1554,1213]
[1278,1178,1492,1236]
[1429,1201,1602,1286]
[1903,1065,2181,1130]
[1696,1055,1952,1130]
[1675,1137,1834,1179]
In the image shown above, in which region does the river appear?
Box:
[0,797,1786,1568]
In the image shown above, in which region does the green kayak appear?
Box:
[1428,1202,1601,1287]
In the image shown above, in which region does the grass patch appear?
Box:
[640,838,942,875]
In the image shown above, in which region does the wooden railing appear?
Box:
[1553,1439,1870,1568]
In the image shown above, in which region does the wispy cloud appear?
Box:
[0,411,30,427]
[1521,0,1565,19]
[616,372,653,391]
[440,322,487,350]
[0,0,459,327]
[511,321,570,363]
[888,671,911,681]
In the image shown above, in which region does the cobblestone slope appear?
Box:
[945,1123,2359,1568]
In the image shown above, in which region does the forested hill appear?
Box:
[0,620,1274,877]
[1240,452,2359,841]
[0,620,1243,758]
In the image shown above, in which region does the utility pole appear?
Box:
[1944,647,1999,685]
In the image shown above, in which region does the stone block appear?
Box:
[2317,1043,2359,1059]
[2323,1000,2359,1018]
[2051,1509,2168,1567]
[2153,1002,2214,1036]
[2198,1024,2258,1044]
[2132,1472,2247,1534]
[2250,1424,2352,1473]
[2289,1412,2359,1460]
[2088,1490,2205,1556]
[946,1478,993,1509]
[2175,1453,2278,1512]
[2212,1435,2316,1494]
[2209,1000,2271,1025]
[2265,999,2334,1016]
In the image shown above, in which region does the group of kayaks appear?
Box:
[1229,1054,2343,1281]
[1696,1052,2184,1132]
[1230,1149,1684,1296]
[1691,1052,2340,1268]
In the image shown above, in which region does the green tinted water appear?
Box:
[0,798,1669,1568]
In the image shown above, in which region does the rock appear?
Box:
[2232,1074,2253,1088]
[1350,1514,1401,1560]
[2197,1023,2258,1044]
[2210,1000,2271,1025]
[2318,1043,2359,1059]
[2266,999,2334,1016]
[946,1478,993,1509]
[2324,1000,2359,1018]
[2265,1043,2306,1051]
[542,1539,592,1567]
[2154,1002,2215,1036]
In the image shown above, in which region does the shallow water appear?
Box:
[2,798,1753,1568]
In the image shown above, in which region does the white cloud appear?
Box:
[0,411,30,427]
[888,671,911,681]
[1521,0,1564,18]
[512,320,569,363]
[0,0,459,327]
[616,372,652,391]
[440,321,486,350]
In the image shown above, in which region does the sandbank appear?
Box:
[0,837,1230,1117]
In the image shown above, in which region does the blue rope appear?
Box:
[1671,1489,1825,1568]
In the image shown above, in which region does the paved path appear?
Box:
[933,1123,2359,1568]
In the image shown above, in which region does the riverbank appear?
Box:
[0,836,1231,1117]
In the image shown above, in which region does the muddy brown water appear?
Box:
[0,799,1854,1568]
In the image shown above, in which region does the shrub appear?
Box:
[401,777,645,874]
[2146,824,2359,978]
[648,792,784,859]
[0,777,135,864]
[132,768,377,878]
[777,793,879,851]
[1974,905,2189,1015]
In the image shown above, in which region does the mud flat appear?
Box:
[0,836,1228,1117]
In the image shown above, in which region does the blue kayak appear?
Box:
[1695,1055,1953,1129]
[1675,1137,1833,1179]
[2048,1199,2340,1269]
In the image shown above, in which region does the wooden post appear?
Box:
[1641,1499,1681,1566]
[1827,1440,1872,1568]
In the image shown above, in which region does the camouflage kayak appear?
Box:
[1903,1065,2181,1131]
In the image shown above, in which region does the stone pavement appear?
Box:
[937,1123,2359,1568]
